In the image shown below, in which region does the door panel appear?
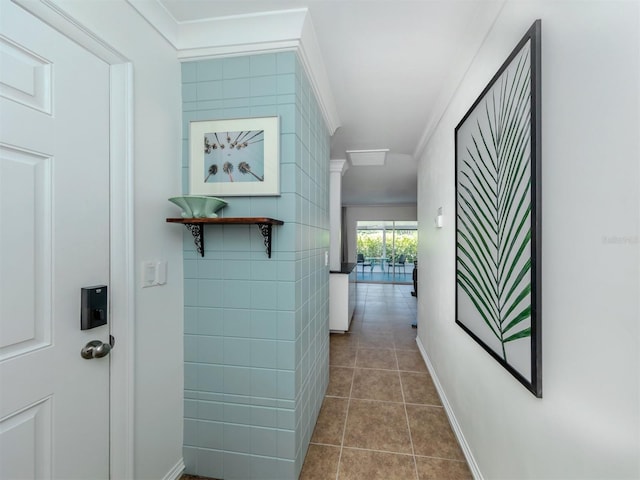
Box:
[0,397,52,479]
[0,1,111,478]
[0,145,51,361]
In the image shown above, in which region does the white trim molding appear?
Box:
[162,458,186,480]
[126,0,340,135]
[108,61,136,480]
[330,158,348,175]
[298,10,340,135]
[125,0,179,47]
[12,0,127,64]
[412,0,507,160]
[329,159,347,271]
[416,336,483,480]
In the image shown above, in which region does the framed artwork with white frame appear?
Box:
[189,116,280,196]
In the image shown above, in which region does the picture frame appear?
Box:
[189,116,280,196]
[454,20,542,397]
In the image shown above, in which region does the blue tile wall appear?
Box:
[181,51,330,479]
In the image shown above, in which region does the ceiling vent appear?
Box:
[346,149,389,166]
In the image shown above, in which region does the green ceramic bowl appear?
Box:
[168,195,228,218]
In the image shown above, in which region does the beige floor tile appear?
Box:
[415,456,473,480]
[351,368,403,402]
[364,301,390,311]
[396,339,419,349]
[299,444,341,480]
[358,323,394,335]
[390,322,417,333]
[330,345,357,367]
[355,347,398,370]
[311,397,348,445]
[406,405,465,461]
[400,372,441,406]
[361,315,392,324]
[338,448,418,480]
[348,320,365,332]
[304,285,473,479]
[396,350,427,372]
[358,333,395,349]
[330,332,359,348]
[343,399,412,453]
[327,367,354,397]
[394,335,419,351]
[389,315,414,324]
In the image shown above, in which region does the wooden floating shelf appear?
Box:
[166,217,284,258]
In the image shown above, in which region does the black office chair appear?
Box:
[357,253,372,273]
[387,254,407,274]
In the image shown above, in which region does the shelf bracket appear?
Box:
[256,223,273,258]
[167,217,282,258]
[184,223,204,257]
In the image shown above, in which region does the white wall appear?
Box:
[345,204,417,262]
[51,2,184,479]
[417,1,639,479]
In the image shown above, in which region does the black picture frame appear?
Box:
[455,20,542,397]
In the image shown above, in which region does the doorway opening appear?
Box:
[356,220,417,284]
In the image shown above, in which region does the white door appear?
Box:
[0,1,111,478]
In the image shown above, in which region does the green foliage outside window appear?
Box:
[357,229,418,262]
[387,231,418,262]
[357,231,383,257]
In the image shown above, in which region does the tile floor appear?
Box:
[180,283,472,480]
[299,283,472,480]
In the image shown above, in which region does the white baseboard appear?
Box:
[162,458,186,480]
[416,337,483,480]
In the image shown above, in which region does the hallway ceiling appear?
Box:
[157,0,505,206]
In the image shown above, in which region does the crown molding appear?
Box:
[330,159,348,175]
[126,0,179,47]
[177,8,307,52]
[298,12,340,135]
[412,0,507,159]
[127,0,340,135]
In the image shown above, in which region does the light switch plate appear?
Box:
[142,260,167,287]
[142,261,156,288]
[156,261,167,285]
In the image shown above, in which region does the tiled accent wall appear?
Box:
[181,52,330,479]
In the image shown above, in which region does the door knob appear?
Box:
[81,339,112,359]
